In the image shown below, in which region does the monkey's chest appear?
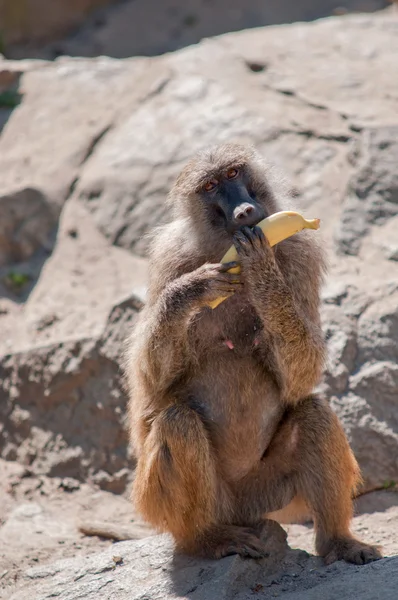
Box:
[190,303,263,356]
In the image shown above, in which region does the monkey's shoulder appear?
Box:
[147,218,206,296]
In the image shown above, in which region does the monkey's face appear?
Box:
[199,165,267,235]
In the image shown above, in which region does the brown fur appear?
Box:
[124,143,382,564]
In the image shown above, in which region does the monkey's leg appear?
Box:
[133,403,269,559]
[234,397,381,565]
[285,396,382,565]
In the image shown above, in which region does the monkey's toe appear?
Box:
[323,538,382,565]
[220,526,270,559]
[226,539,269,559]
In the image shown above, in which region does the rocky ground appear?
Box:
[1,8,398,600]
[1,459,398,598]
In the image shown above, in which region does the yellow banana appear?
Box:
[207,210,320,310]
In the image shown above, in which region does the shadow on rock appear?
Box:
[168,520,308,599]
[0,188,58,303]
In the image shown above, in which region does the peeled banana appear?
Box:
[207,210,320,310]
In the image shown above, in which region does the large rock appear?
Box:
[74,12,398,254]
[7,531,398,600]
[0,291,143,492]
[336,126,398,256]
[0,197,147,491]
[0,55,167,216]
[321,281,398,490]
[0,188,55,267]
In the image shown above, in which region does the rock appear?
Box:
[336,127,398,256]
[0,193,148,350]
[0,187,55,267]
[318,274,398,490]
[72,12,398,255]
[0,54,169,225]
[0,467,154,594]
[286,490,398,562]
[1,502,77,548]
[320,281,398,491]
[0,291,144,491]
[8,532,398,600]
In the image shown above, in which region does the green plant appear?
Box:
[4,271,30,293]
[0,90,22,108]
[382,480,396,489]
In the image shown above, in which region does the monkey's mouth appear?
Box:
[211,205,267,235]
[226,213,267,235]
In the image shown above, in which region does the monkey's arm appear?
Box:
[235,227,326,402]
[134,284,195,397]
[128,261,242,399]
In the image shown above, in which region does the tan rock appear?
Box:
[8,530,398,600]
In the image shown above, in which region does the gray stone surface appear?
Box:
[336,126,398,256]
[0,291,144,491]
[7,533,398,600]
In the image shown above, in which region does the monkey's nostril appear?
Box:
[236,206,254,220]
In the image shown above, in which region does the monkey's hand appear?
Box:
[178,262,243,308]
[233,226,281,294]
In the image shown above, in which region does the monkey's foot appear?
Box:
[220,525,270,559]
[184,524,270,560]
[322,537,382,565]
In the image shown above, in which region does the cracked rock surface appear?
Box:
[7,532,398,600]
[1,10,398,599]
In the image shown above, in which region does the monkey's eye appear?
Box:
[226,168,239,179]
[204,179,218,192]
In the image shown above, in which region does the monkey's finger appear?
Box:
[233,231,252,255]
[241,226,257,245]
[214,281,243,291]
[213,284,243,294]
[241,545,267,559]
[218,272,242,283]
[219,261,240,272]
[207,289,236,300]
[252,225,269,246]
[252,227,273,256]
[211,285,242,297]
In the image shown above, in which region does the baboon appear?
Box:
[124,142,382,564]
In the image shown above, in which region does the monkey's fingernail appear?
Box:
[223,261,239,268]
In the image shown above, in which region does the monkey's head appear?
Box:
[171,143,280,238]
